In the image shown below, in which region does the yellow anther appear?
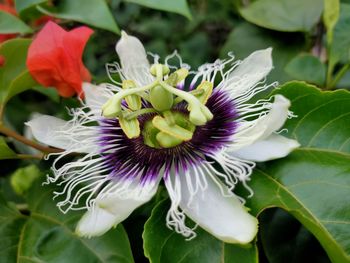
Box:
[166,68,189,86]
[195,81,213,105]
[119,112,140,139]
[122,80,141,111]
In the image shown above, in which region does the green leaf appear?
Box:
[240,0,323,32]
[272,82,350,150]
[15,0,47,14]
[37,0,120,34]
[0,194,27,260]
[7,70,38,101]
[221,22,304,83]
[0,10,33,34]
[243,82,350,263]
[125,0,192,19]
[260,209,331,263]
[10,165,41,196]
[285,54,326,86]
[323,0,340,46]
[0,179,135,262]
[32,85,60,102]
[0,39,36,106]
[0,136,16,159]
[143,199,258,263]
[179,32,210,69]
[329,3,350,67]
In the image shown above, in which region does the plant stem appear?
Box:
[0,105,4,121]
[17,154,44,160]
[0,125,63,154]
[329,64,350,89]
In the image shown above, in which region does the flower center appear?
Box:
[101,63,214,148]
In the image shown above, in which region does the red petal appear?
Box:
[0,3,17,15]
[27,21,93,97]
[65,27,94,60]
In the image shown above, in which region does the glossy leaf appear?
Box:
[240,0,323,32]
[0,39,36,105]
[15,0,47,14]
[37,0,120,34]
[125,0,192,19]
[221,22,303,83]
[285,54,326,86]
[0,193,27,260]
[143,199,258,263]
[259,209,331,263]
[242,82,350,263]
[0,136,16,159]
[0,10,33,34]
[0,179,135,262]
[7,70,38,102]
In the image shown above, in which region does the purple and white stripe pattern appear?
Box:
[26,33,299,244]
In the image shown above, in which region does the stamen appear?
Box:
[102,81,158,117]
[122,80,141,111]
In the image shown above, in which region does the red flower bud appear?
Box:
[27,21,93,97]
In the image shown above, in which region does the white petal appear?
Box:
[75,206,118,237]
[232,134,300,162]
[259,95,291,139]
[26,114,98,153]
[76,181,158,237]
[230,95,291,152]
[179,174,258,244]
[116,31,154,86]
[224,48,273,97]
[25,115,72,149]
[83,82,111,113]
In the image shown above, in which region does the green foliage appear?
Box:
[0,136,16,159]
[329,4,350,67]
[0,179,134,263]
[239,0,323,32]
[0,10,33,34]
[10,165,41,195]
[285,55,326,86]
[37,0,120,34]
[125,0,192,19]
[143,199,258,263]
[0,39,36,106]
[260,209,331,263]
[15,0,47,15]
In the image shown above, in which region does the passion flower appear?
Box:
[27,32,299,244]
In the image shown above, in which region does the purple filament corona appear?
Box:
[99,90,238,184]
